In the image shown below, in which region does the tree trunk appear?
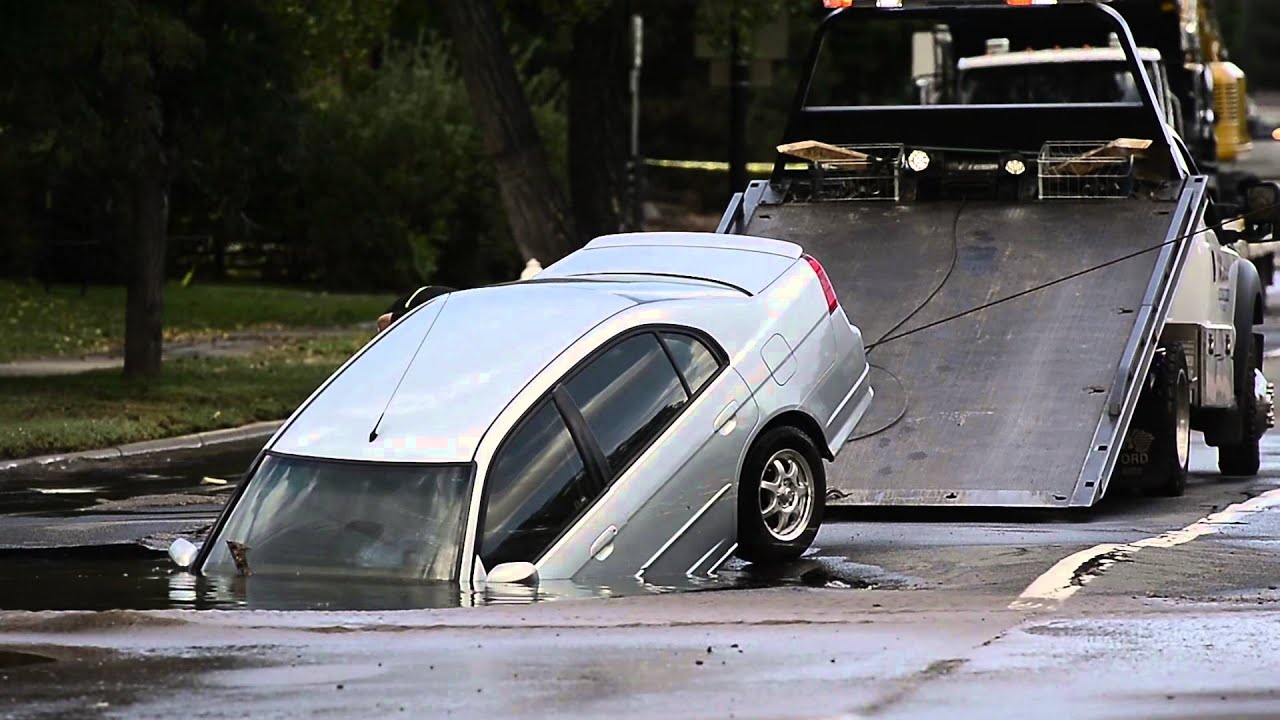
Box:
[123,162,169,378]
[440,0,577,263]
[569,2,630,239]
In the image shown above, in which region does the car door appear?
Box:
[537,329,758,582]
[476,399,604,574]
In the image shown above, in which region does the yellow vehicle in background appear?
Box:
[1186,0,1252,163]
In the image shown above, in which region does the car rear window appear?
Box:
[660,332,721,395]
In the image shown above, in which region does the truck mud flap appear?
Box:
[743,189,1200,508]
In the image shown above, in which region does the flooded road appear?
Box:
[2,441,1280,720]
[0,438,260,516]
[0,537,909,612]
[3,278,1280,715]
[0,437,923,612]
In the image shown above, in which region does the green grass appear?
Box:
[0,334,370,460]
[0,280,393,362]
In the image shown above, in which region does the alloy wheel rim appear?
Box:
[1176,371,1191,469]
[758,449,814,542]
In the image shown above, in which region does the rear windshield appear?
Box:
[202,455,474,581]
[957,62,1142,105]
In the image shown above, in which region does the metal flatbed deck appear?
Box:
[736,190,1196,507]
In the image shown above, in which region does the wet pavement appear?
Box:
[2,426,1280,718]
[5,212,1280,716]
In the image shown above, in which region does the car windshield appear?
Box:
[201,454,474,581]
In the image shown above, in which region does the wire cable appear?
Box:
[866,200,1280,352]
[845,198,1278,445]
[868,199,966,354]
[847,363,910,442]
[847,201,965,442]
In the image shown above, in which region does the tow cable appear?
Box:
[845,199,1280,446]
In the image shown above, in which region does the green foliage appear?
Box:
[287,38,563,290]
[0,1,574,293]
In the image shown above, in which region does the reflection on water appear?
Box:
[0,438,261,515]
[0,547,770,612]
[0,545,893,612]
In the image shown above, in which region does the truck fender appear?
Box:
[1203,259,1263,448]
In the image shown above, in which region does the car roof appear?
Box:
[271,283,640,464]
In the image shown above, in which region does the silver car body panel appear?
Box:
[472,253,873,583]
[584,231,802,258]
[253,232,871,586]
[540,233,802,295]
[271,284,635,464]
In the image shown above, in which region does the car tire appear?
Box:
[737,426,825,564]
[1115,346,1190,497]
[1219,331,1262,477]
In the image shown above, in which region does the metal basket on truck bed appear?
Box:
[776,142,905,203]
[1037,139,1150,200]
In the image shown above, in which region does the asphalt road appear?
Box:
[4,138,1280,717]
[2,381,1280,718]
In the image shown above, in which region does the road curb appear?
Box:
[0,420,282,471]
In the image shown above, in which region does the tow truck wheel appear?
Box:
[1149,347,1192,497]
[737,426,825,564]
[1116,346,1190,497]
[1219,332,1263,476]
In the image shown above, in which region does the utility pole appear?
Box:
[728,1,749,199]
[630,13,644,231]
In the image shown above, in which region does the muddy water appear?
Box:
[0,439,262,516]
[0,547,904,612]
[1,441,900,612]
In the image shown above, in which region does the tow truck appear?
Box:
[716,0,1278,507]
[914,0,1278,289]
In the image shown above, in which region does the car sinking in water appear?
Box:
[174,232,873,589]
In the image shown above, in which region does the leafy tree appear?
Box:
[0,2,203,377]
[289,38,562,290]
[440,0,577,263]
[0,1,311,377]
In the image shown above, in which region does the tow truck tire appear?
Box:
[1150,347,1192,497]
[737,426,825,564]
[1219,331,1262,477]
[1116,346,1191,497]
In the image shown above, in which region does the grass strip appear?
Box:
[0,334,370,460]
[0,280,391,362]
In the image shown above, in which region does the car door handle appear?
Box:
[715,401,740,435]
[590,525,618,561]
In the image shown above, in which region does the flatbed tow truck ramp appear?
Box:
[714,0,1274,509]
[741,194,1193,508]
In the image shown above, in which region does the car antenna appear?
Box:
[369,296,450,442]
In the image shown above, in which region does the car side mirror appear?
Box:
[1216,181,1280,245]
[486,561,538,585]
[1244,181,1280,226]
[168,537,200,569]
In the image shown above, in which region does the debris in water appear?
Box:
[227,540,252,576]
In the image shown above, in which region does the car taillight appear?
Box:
[804,254,839,314]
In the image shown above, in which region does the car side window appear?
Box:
[564,333,689,477]
[481,402,595,566]
[660,332,721,395]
